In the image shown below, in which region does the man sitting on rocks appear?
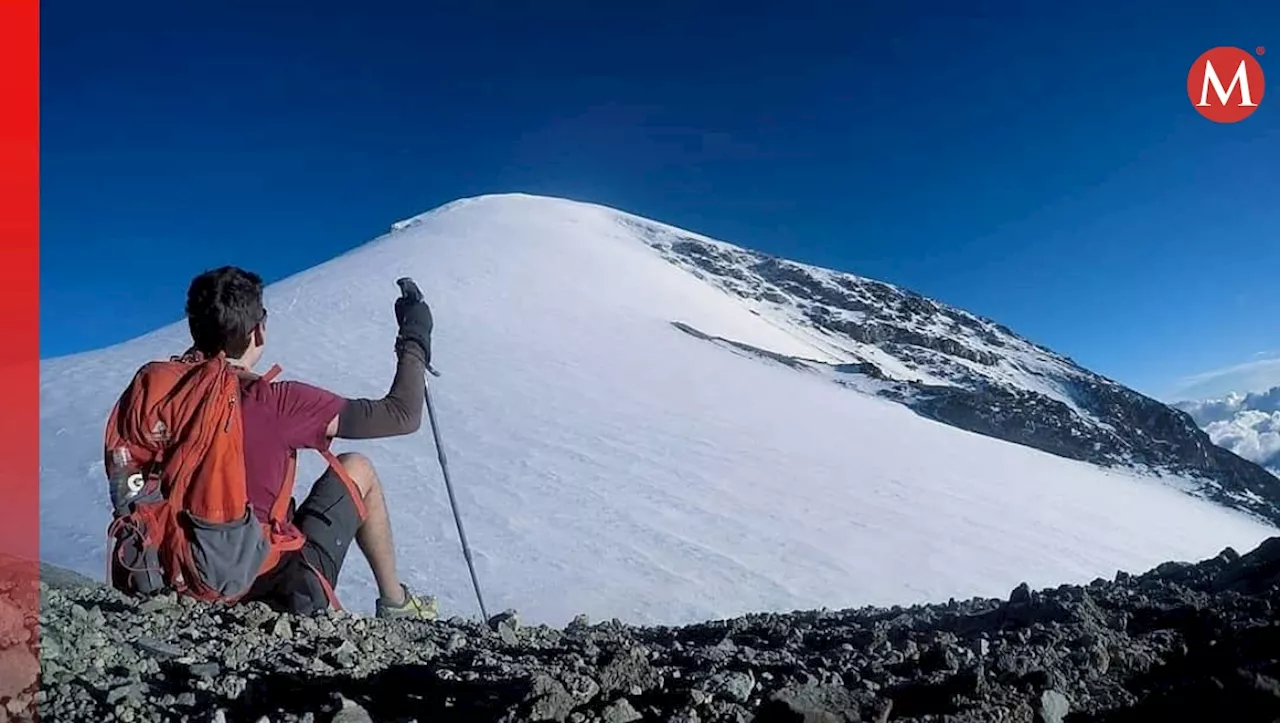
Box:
[180,265,438,619]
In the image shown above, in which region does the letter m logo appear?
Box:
[1188,47,1266,123]
[1198,59,1257,108]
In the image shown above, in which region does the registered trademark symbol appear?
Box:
[1258,46,1266,56]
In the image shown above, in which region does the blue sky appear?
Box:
[42,1,1278,399]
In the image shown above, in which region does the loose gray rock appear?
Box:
[708,670,755,703]
[1038,689,1070,723]
[600,697,642,723]
[526,674,576,722]
[25,535,1280,722]
[271,616,294,640]
[329,695,374,723]
[133,636,182,659]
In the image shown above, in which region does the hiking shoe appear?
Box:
[375,584,439,620]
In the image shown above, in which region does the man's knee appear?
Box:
[336,451,379,497]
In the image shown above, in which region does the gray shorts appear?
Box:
[243,466,363,615]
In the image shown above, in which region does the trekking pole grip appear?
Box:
[396,277,424,303]
[395,277,441,377]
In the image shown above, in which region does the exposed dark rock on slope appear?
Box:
[23,536,1280,723]
[620,216,1280,526]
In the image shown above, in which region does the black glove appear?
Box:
[394,294,433,365]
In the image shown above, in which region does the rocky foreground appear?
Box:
[9,538,1280,723]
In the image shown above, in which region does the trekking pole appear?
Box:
[395,277,491,623]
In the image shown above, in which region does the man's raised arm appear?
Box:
[324,290,435,440]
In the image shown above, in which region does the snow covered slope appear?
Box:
[611,218,1280,525]
[40,194,1277,627]
[1175,388,1280,479]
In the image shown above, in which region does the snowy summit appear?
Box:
[39,194,1278,626]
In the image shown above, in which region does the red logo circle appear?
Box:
[1187,46,1266,123]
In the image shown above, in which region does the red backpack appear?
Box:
[103,349,357,607]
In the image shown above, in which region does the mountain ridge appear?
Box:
[561,200,1280,526]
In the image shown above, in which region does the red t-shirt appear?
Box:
[238,377,346,527]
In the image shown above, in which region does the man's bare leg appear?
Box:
[334,452,406,604]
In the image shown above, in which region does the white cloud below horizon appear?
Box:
[1175,387,1280,478]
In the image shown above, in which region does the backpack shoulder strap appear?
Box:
[316,446,368,521]
[232,362,283,391]
[259,364,368,522]
[259,364,283,384]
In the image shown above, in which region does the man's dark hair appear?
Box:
[185,266,266,358]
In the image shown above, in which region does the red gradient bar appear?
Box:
[0,0,41,713]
